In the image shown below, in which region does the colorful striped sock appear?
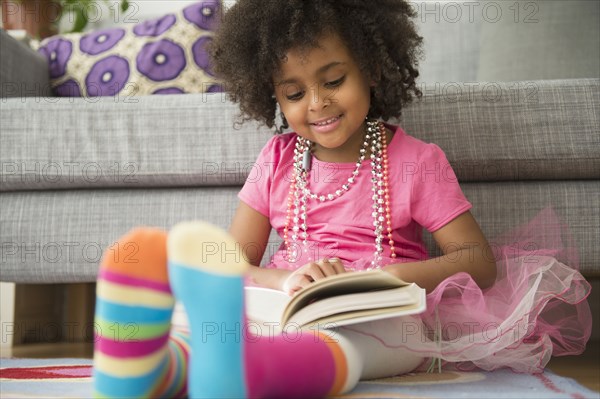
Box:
[154,328,190,398]
[93,228,187,398]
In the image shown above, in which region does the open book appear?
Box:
[245,270,426,330]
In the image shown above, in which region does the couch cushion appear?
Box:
[36,1,222,97]
[0,92,273,191]
[0,187,239,283]
[0,30,51,98]
[1,181,597,283]
[1,78,598,191]
[397,78,600,181]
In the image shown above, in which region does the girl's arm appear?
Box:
[228,201,291,290]
[229,201,346,293]
[383,211,497,293]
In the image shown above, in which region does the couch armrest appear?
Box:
[0,30,51,98]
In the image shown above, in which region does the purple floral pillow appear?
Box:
[37,1,223,97]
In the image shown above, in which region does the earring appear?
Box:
[276,112,289,134]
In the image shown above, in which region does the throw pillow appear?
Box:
[37,0,223,96]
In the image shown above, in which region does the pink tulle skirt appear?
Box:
[341,207,592,373]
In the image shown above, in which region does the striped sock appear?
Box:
[93,228,187,398]
[154,328,190,398]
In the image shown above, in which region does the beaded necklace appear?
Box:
[283,119,397,268]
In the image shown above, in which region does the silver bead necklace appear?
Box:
[283,119,396,268]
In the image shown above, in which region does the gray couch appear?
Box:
[1,1,599,286]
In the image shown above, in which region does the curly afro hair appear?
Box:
[209,0,423,130]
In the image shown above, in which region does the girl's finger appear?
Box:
[327,258,346,274]
[316,259,338,277]
[304,262,327,280]
[288,274,315,295]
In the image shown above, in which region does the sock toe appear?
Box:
[100,227,169,284]
[167,221,249,275]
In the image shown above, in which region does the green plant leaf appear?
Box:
[71,7,88,33]
[57,0,129,33]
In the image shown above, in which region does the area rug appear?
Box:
[1,358,598,398]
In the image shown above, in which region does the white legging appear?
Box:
[320,316,426,391]
[173,302,426,391]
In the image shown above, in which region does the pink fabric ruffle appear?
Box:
[343,207,592,373]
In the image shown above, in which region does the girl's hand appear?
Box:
[282,258,346,296]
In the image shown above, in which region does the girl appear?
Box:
[92,0,592,398]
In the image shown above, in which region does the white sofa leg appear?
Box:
[0,282,16,356]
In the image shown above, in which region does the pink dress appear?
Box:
[238,124,591,373]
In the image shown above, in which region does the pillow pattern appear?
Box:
[37,1,223,96]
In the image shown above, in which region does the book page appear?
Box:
[282,270,409,324]
[288,283,425,328]
[305,300,426,329]
[245,286,289,329]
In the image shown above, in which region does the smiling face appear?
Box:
[273,33,372,162]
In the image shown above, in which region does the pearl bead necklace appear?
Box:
[283,119,396,268]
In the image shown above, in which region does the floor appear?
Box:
[3,341,599,393]
[546,340,600,392]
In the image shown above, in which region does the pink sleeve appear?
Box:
[410,143,472,232]
[237,135,279,217]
